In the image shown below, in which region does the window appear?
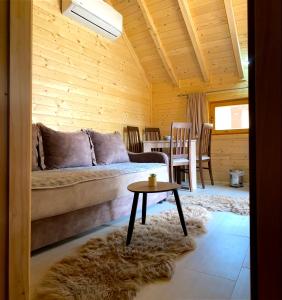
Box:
[209,99,249,134]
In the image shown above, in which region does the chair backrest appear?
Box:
[169,122,192,160]
[144,128,161,141]
[127,126,142,153]
[199,123,213,157]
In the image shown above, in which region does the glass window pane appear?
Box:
[215,104,249,130]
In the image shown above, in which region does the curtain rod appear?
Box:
[177,86,248,97]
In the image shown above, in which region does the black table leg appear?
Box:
[142,193,147,224]
[126,192,139,245]
[173,189,188,236]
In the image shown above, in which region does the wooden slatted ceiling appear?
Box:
[232,0,248,75]
[224,0,244,78]
[113,0,248,85]
[146,0,203,81]
[32,0,152,133]
[177,0,209,81]
[114,0,170,83]
[188,0,238,79]
[137,0,179,85]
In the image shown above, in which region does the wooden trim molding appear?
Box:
[177,0,209,82]
[224,0,244,79]
[9,0,32,299]
[136,0,179,86]
[0,0,9,298]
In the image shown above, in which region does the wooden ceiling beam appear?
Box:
[177,0,209,82]
[224,0,244,79]
[136,0,179,86]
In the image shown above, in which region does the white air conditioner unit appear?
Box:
[62,0,123,40]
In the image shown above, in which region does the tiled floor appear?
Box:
[31,184,250,300]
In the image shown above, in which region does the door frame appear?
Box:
[0,0,32,300]
[0,0,9,298]
[248,0,282,299]
[9,0,32,299]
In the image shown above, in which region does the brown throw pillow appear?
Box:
[39,124,96,169]
[88,131,129,165]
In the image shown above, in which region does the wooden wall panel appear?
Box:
[152,81,249,183]
[208,134,249,183]
[0,0,9,298]
[32,0,152,135]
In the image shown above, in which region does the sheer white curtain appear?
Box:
[186,93,208,138]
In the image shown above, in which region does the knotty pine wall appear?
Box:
[152,82,249,184]
[32,0,152,136]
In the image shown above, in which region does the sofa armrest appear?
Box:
[128,152,168,164]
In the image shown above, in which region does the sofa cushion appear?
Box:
[88,131,129,164]
[31,162,168,221]
[39,124,96,169]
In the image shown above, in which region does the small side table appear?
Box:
[126,181,187,245]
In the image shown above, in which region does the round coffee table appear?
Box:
[126,181,188,245]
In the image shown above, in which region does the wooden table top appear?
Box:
[127,181,180,193]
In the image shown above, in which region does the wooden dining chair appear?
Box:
[144,127,161,152]
[127,126,143,153]
[169,122,192,191]
[197,123,214,188]
[144,127,161,141]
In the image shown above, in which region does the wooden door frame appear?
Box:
[9,0,32,299]
[0,0,9,298]
[248,0,282,299]
[0,0,32,297]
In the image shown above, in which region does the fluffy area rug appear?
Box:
[34,205,209,300]
[169,193,249,215]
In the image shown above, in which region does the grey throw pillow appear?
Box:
[88,130,129,165]
[39,124,96,169]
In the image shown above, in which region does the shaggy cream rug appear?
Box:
[34,206,209,300]
[169,193,249,215]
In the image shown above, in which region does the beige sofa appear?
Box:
[32,127,169,251]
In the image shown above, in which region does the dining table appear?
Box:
[143,139,197,191]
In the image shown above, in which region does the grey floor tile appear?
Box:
[182,231,249,281]
[231,268,250,300]
[243,248,250,269]
[136,268,235,300]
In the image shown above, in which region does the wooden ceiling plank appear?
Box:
[223,0,244,79]
[106,0,150,86]
[122,31,151,88]
[136,0,179,86]
[177,0,209,82]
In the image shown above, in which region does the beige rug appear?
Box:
[34,205,209,300]
[169,193,249,215]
